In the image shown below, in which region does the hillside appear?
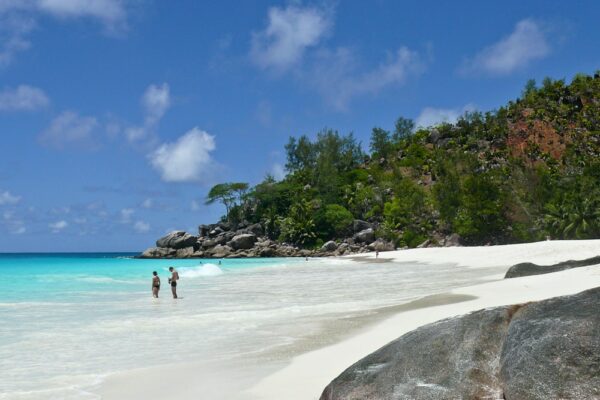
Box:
[143,72,600,258]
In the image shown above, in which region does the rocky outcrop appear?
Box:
[321,240,338,252]
[505,255,600,278]
[321,287,600,400]
[354,228,375,244]
[140,219,392,258]
[156,231,198,249]
[228,233,257,250]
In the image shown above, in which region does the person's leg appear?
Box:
[152,287,158,298]
[171,284,177,299]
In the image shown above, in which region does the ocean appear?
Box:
[0,253,504,399]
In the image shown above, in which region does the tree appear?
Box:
[205,182,249,219]
[392,116,414,142]
[522,79,537,98]
[370,127,392,158]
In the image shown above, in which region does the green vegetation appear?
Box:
[207,72,600,248]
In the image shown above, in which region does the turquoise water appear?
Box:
[0,253,504,399]
[0,253,293,302]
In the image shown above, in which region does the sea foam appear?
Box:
[178,263,224,278]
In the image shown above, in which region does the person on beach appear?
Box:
[168,267,179,299]
[152,271,160,298]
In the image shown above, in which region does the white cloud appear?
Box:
[0,190,21,205]
[142,83,170,125]
[251,5,330,71]
[312,46,425,111]
[271,163,285,180]
[49,219,68,233]
[38,110,98,149]
[0,14,35,67]
[464,19,550,75]
[126,83,170,143]
[36,0,126,28]
[415,104,477,128]
[190,200,200,211]
[0,0,130,66]
[133,220,150,233]
[0,85,49,111]
[149,127,217,183]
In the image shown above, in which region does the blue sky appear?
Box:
[0,0,599,252]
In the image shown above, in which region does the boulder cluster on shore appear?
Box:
[139,220,463,259]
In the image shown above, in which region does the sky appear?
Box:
[0,0,599,252]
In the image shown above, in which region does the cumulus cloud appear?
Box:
[38,110,98,149]
[0,0,130,66]
[251,5,330,71]
[311,46,425,111]
[36,0,127,28]
[0,85,49,111]
[463,19,550,75]
[126,83,170,143]
[133,220,150,233]
[415,104,477,128]
[49,219,68,233]
[142,83,170,125]
[149,127,217,183]
[0,190,21,205]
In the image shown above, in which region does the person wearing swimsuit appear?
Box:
[168,266,179,299]
[152,271,160,298]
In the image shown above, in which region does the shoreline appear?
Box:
[247,240,600,399]
[95,240,600,400]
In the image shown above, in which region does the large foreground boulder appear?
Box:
[505,255,600,278]
[321,287,600,400]
[156,231,197,249]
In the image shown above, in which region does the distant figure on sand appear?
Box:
[152,271,160,298]
[376,251,379,259]
[168,267,179,299]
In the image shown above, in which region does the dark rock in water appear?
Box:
[322,240,338,252]
[321,287,600,400]
[353,220,372,233]
[505,255,600,278]
[500,287,600,399]
[156,231,197,249]
[227,233,257,250]
[140,247,176,258]
[354,228,375,244]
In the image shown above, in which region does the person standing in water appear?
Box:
[168,266,179,299]
[152,271,160,298]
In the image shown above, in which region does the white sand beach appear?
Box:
[249,240,600,400]
[96,240,600,400]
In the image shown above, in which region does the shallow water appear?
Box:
[0,253,504,399]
